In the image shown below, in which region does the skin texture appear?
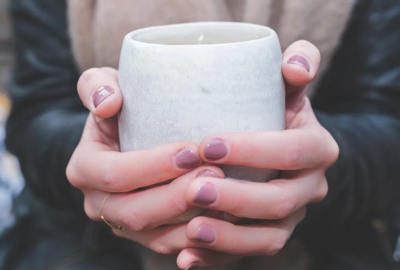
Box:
[67,40,339,269]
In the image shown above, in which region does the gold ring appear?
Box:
[99,195,125,231]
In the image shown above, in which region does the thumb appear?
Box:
[282,40,321,93]
[77,67,123,119]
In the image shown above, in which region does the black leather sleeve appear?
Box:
[306,0,400,232]
[5,0,87,207]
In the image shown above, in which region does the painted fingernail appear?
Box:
[185,263,200,270]
[93,85,115,108]
[175,149,201,170]
[194,183,217,204]
[204,140,228,160]
[287,56,310,72]
[197,170,220,178]
[194,225,216,243]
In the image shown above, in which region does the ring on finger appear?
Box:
[99,194,125,231]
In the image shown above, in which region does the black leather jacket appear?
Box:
[1,0,400,269]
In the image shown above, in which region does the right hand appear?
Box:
[67,67,220,231]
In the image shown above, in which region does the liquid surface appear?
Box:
[132,23,271,45]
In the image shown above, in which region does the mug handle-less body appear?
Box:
[118,22,285,223]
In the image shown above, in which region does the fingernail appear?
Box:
[204,140,228,160]
[185,263,200,270]
[175,149,201,170]
[93,85,115,108]
[287,56,310,72]
[194,225,216,243]
[194,183,218,204]
[197,170,220,178]
[219,212,241,224]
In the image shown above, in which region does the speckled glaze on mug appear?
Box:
[118,22,285,223]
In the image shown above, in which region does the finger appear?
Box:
[177,249,242,269]
[199,129,335,170]
[282,40,321,90]
[202,210,241,224]
[68,140,203,192]
[186,208,306,256]
[77,67,122,118]
[84,166,224,231]
[187,170,327,220]
[112,223,196,256]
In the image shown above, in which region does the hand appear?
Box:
[178,40,339,268]
[116,40,339,269]
[67,67,213,232]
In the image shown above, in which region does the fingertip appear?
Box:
[282,40,321,87]
[77,67,123,118]
[282,63,313,87]
[177,250,201,269]
[198,135,230,163]
[91,85,123,119]
[186,216,221,245]
[178,248,241,270]
[186,177,220,207]
[172,144,202,171]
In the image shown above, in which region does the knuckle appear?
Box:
[83,199,98,221]
[282,136,303,169]
[147,160,164,184]
[169,190,187,214]
[271,191,297,219]
[230,189,247,215]
[266,232,288,256]
[66,156,82,188]
[150,241,175,255]
[101,172,120,191]
[99,156,129,192]
[319,129,339,167]
[112,228,125,238]
[315,177,328,202]
[298,208,307,222]
[118,209,145,232]
[271,195,297,220]
[326,140,340,167]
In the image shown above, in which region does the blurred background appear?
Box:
[0,0,24,235]
[0,0,12,95]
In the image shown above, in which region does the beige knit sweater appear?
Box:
[67,1,355,269]
[68,0,355,93]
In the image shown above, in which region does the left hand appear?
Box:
[113,40,339,269]
[177,40,339,269]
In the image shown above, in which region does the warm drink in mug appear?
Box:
[118,22,285,223]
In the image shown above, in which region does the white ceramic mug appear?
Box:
[118,22,285,223]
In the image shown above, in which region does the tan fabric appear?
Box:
[67,1,355,269]
[68,0,355,93]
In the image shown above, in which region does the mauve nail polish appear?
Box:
[195,225,216,243]
[175,149,201,169]
[194,183,218,204]
[93,85,115,108]
[185,263,200,270]
[204,140,228,160]
[197,171,219,178]
[287,55,310,72]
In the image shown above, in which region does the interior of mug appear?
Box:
[130,22,272,45]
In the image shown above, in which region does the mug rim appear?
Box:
[125,22,277,47]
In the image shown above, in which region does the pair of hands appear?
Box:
[67,40,338,269]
